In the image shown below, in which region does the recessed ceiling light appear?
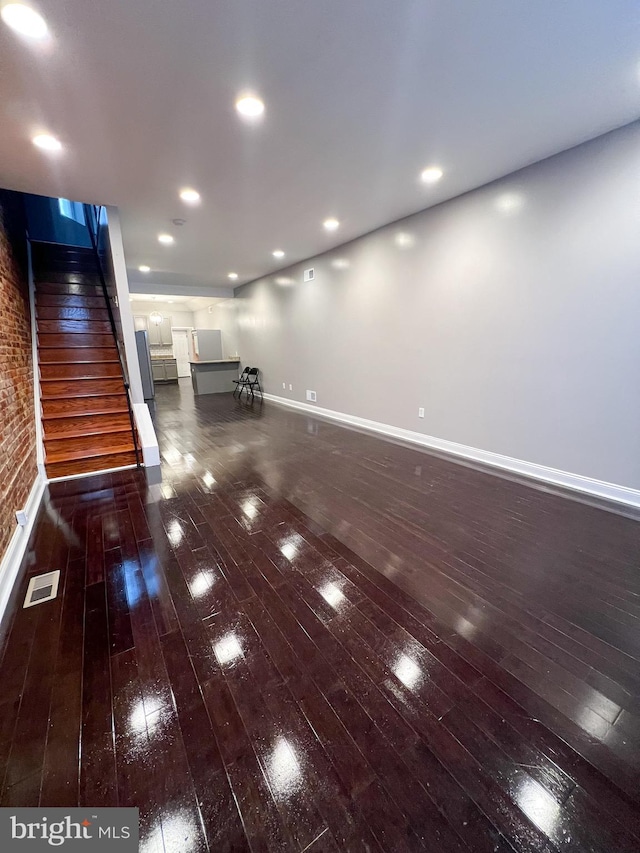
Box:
[235,94,265,118]
[272,249,285,259]
[167,300,174,304]
[158,233,174,245]
[32,133,62,152]
[275,276,294,286]
[323,218,339,231]
[420,166,443,184]
[179,188,200,204]
[228,272,238,280]
[1,4,48,39]
[138,265,151,273]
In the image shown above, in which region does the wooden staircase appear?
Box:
[32,242,139,479]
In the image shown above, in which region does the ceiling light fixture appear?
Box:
[228,272,238,280]
[235,94,265,118]
[179,188,200,204]
[32,133,62,152]
[272,249,285,259]
[420,166,443,184]
[158,233,174,245]
[1,3,48,39]
[138,265,151,273]
[323,218,339,231]
[149,311,164,326]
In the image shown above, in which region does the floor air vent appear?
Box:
[23,571,60,608]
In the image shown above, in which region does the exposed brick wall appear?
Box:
[0,196,37,559]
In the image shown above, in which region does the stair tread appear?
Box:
[42,407,129,419]
[45,440,136,463]
[44,423,132,440]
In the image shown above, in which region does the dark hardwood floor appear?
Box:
[1,380,639,852]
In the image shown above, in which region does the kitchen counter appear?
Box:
[189,359,240,365]
[190,359,240,395]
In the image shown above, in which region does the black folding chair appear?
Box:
[233,366,252,397]
[240,367,263,400]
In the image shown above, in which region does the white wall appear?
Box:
[235,122,640,493]
[193,299,239,359]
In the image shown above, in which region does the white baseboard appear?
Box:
[0,471,46,627]
[263,393,640,510]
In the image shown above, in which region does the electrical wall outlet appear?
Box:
[282,382,286,389]
[418,407,425,418]
[289,384,293,391]
[15,510,28,527]
[306,390,317,402]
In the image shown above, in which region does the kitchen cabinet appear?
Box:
[148,317,173,346]
[151,358,179,383]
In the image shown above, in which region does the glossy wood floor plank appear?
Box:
[1,383,640,851]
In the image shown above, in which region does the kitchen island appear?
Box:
[190,359,240,395]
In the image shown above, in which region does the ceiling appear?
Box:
[128,293,225,312]
[1,1,640,293]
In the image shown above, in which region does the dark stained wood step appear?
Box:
[38,333,117,349]
[45,432,136,463]
[43,412,133,440]
[33,272,103,286]
[36,306,110,322]
[36,294,106,309]
[39,362,122,380]
[39,347,118,364]
[36,318,114,335]
[45,450,138,479]
[42,394,129,419]
[36,282,104,297]
[39,378,126,398]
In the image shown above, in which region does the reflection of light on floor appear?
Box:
[189,572,215,598]
[514,776,561,837]
[318,582,345,609]
[129,699,147,738]
[123,560,143,607]
[268,737,301,798]
[202,472,216,489]
[139,823,163,853]
[242,499,259,520]
[167,519,184,547]
[280,542,297,561]
[183,453,196,468]
[454,615,477,640]
[160,808,202,851]
[393,653,422,690]
[214,633,243,666]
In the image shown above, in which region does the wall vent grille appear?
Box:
[23,570,60,608]
[304,268,315,282]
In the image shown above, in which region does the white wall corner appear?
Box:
[132,402,161,468]
[0,470,46,630]
[104,205,144,404]
[262,393,640,511]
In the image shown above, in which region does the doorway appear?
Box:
[172,328,192,377]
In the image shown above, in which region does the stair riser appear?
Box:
[43,412,132,439]
[42,395,129,418]
[40,363,123,380]
[36,282,104,297]
[36,306,111,321]
[36,294,106,309]
[40,378,126,397]
[34,272,102,286]
[45,432,136,459]
[37,319,114,335]
[39,348,119,363]
[46,451,138,479]
[38,333,116,348]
